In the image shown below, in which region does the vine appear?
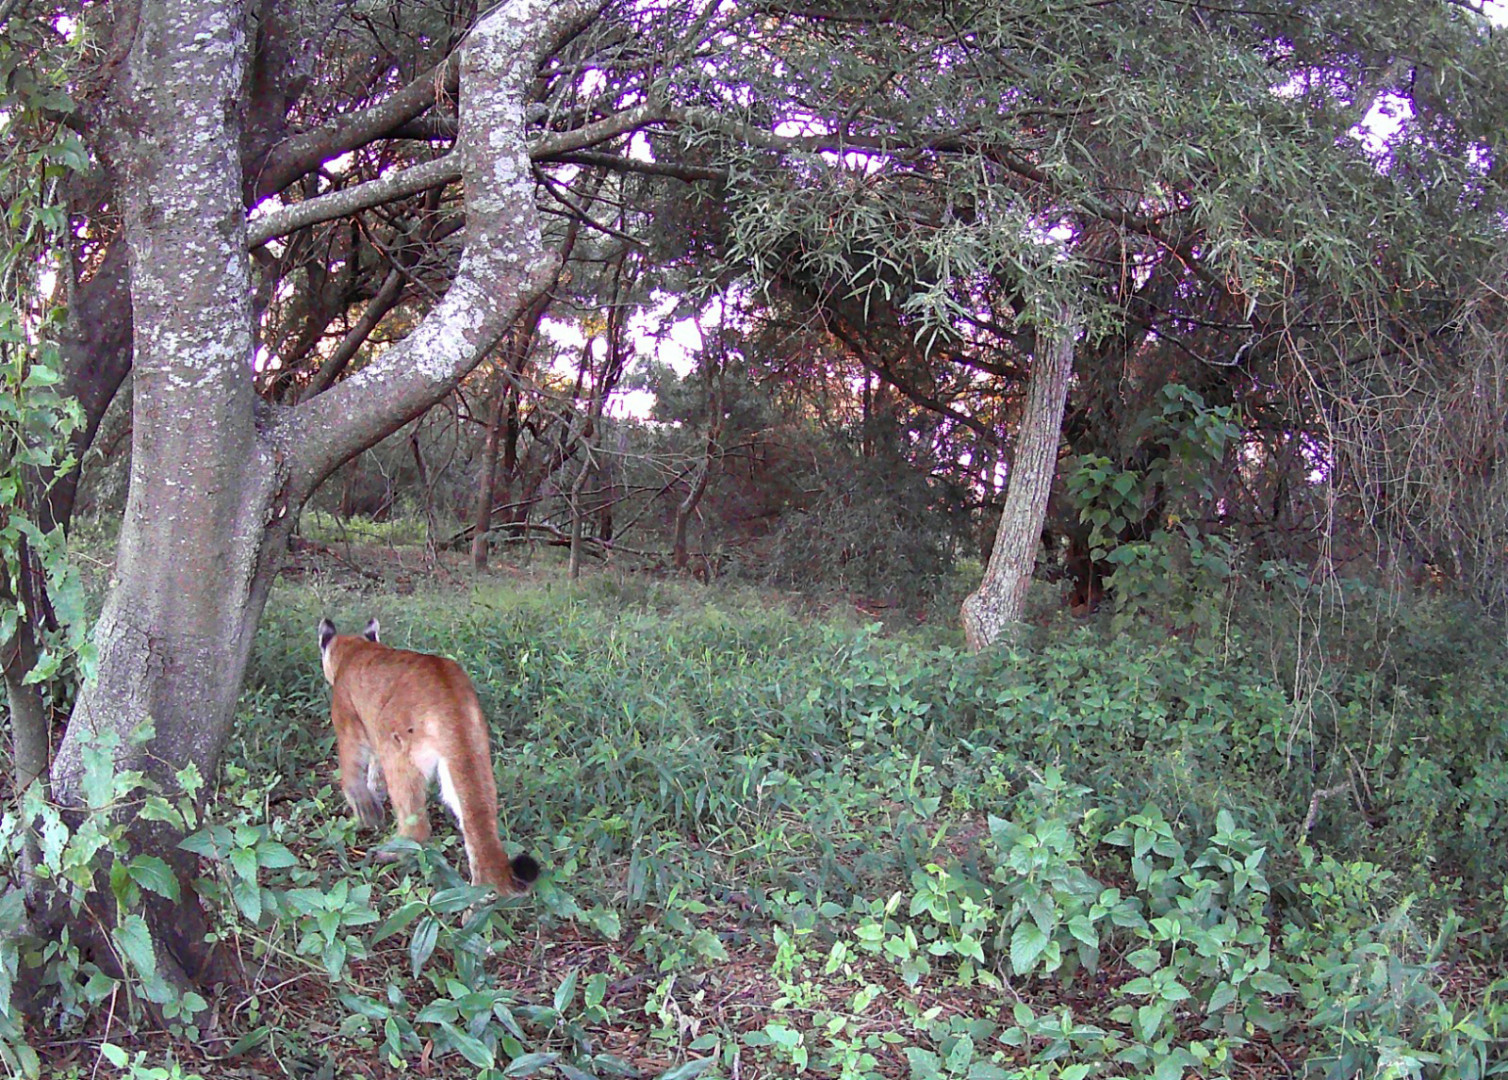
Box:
[0,13,92,693]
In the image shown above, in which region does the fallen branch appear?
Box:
[1302,782,1353,834]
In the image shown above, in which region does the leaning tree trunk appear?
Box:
[44,0,588,1006]
[961,309,1080,650]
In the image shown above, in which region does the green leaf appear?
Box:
[112,916,156,979]
[226,1025,271,1057]
[126,856,180,901]
[559,1065,604,1080]
[653,1060,718,1080]
[1206,981,1238,1013]
[1153,1047,1198,1080]
[503,1050,560,1075]
[1010,921,1049,976]
[230,845,259,882]
[946,1033,975,1073]
[439,1022,496,1069]
[903,1047,944,1080]
[1135,1002,1167,1042]
[253,840,298,869]
[1126,946,1162,973]
[19,364,61,388]
[337,993,390,1019]
[372,900,426,946]
[1247,971,1294,995]
[410,916,440,978]
[554,968,579,1013]
[232,876,263,923]
[584,971,608,1010]
[416,999,459,1025]
[322,935,347,980]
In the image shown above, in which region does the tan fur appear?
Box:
[317,618,537,894]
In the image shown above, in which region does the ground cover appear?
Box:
[13,550,1508,1078]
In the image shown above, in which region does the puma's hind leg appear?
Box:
[334,704,385,828]
[373,740,431,862]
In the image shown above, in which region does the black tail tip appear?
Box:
[511,853,540,885]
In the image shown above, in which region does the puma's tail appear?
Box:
[510,853,541,888]
[485,851,540,894]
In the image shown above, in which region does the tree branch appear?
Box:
[282,0,597,501]
[247,155,460,248]
[253,53,462,199]
[247,100,665,249]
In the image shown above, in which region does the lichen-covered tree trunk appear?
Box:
[961,311,1080,650]
[43,0,588,1000]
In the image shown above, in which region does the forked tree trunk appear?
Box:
[41,0,588,1008]
[961,309,1080,650]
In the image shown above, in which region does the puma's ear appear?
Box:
[318,618,337,652]
[363,617,380,643]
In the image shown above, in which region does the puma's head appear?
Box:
[318,616,381,683]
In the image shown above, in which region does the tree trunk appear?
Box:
[961,310,1080,650]
[472,375,510,570]
[472,290,551,569]
[568,444,593,579]
[409,428,440,564]
[2,622,48,800]
[42,0,589,1007]
[674,355,725,571]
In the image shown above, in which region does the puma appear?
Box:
[317,617,539,895]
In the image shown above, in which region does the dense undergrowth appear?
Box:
[7,560,1508,1078]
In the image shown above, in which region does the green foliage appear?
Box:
[1066,384,1242,639]
[0,15,91,681]
[14,571,1508,1074]
[0,724,213,1075]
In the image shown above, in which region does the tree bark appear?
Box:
[961,310,1080,650]
[44,0,592,1004]
[2,621,48,800]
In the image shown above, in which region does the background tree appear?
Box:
[658,0,1508,643]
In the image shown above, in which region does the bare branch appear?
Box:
[247,101,665,250]
[1302,782,1354,834]
[254,53,462,199]
[247,155,460,248]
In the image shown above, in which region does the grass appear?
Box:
[18,550,1508,1078]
